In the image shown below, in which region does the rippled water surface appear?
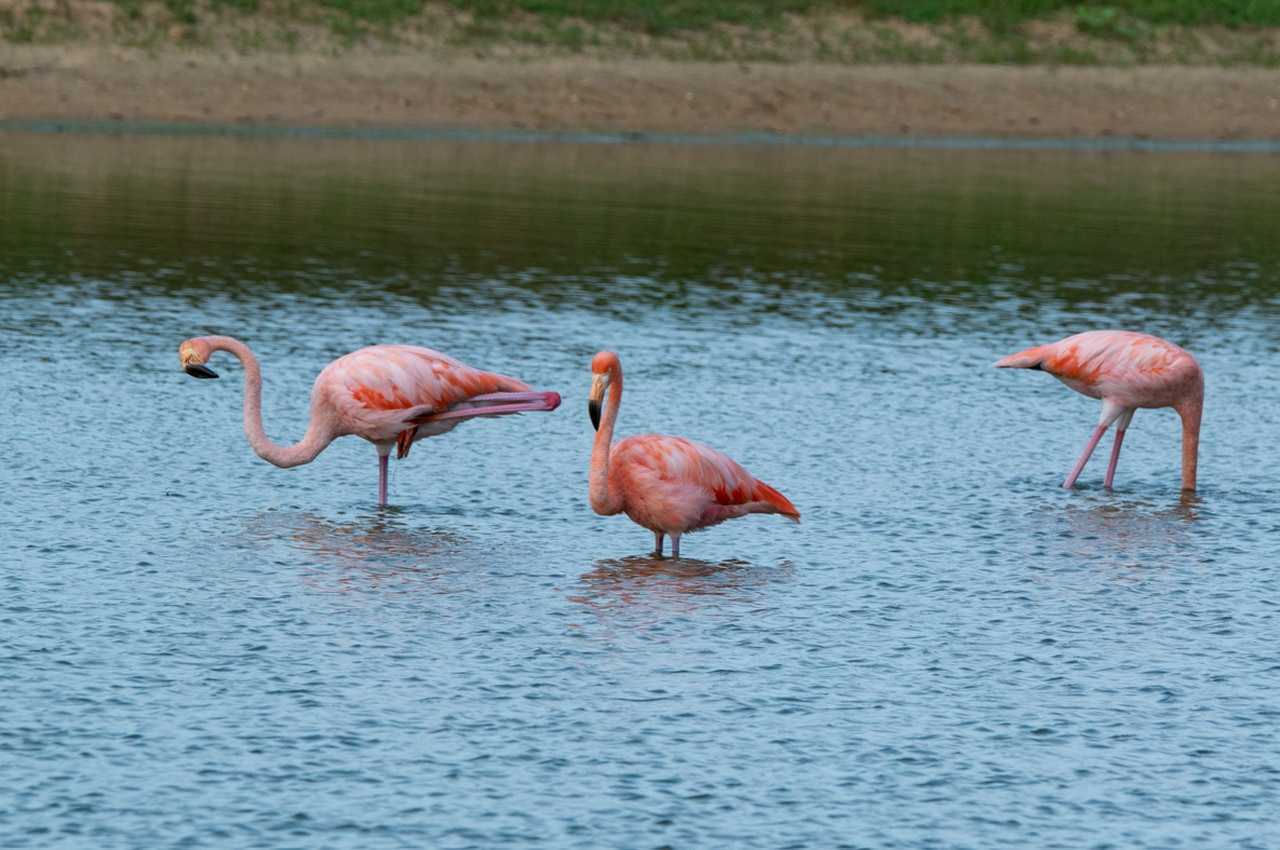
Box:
[3,133,1280,848]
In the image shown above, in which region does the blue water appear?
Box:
[2,134,1279,848]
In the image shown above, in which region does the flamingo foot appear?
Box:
[396,427,417,459]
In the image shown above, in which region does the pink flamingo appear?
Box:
[179,335,560,506]
[588,350,799,558]
[995,330,1203,490]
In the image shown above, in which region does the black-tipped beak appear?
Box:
[184,363,219,379]
[588,397,601,431]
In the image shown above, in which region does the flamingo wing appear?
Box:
[612,434,799,534]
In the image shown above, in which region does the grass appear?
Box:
[267,0,1280,44]
[3,0,1280,63]
[321,0,1280,32]
[859,0,1280,28]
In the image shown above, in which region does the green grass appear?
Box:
[858,0,1280,28]
[6,0,1280,61]
[169,0,1280,32]
[427,0,789,33]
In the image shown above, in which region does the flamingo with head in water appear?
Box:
[995,329,1203,490]
[179,335,560,506]
[587,350,799,558]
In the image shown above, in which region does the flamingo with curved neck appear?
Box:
[588,350,799,558]
[996,329,1203,490]
[178,335,560,506]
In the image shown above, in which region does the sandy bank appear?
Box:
[3,46,1280,140]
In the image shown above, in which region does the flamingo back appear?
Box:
[610,433,799,536]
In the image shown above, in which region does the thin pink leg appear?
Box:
[1063,424,1109,489]
[378,455,389,507]
[670,535,681,559]
[654,532,664,556]
[1103,429,1127,489]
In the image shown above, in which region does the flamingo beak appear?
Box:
[588,374,608,431]
[180,347,219,379]
[185,363,219,379]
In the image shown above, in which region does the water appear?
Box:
[2,132,1280,848]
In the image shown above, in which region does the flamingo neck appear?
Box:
[590,370,625,517]
[207,336,333,469]
[1177,385,1203,492]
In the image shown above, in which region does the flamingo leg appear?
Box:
[1063,424,1109,489]
[1103,429,1127,489]
[378,454,389,507]
[1102,409,1135,490]
[654,532,664,556]
[1064,401,1129,489]
[670,535,681,559]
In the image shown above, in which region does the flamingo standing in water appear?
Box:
[588,350,799,558]
[179,335,560,506]
[995,330,1203,490]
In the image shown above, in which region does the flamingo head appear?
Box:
[588,373,608,430]
[179,338,219,379]
[588,350,619,431]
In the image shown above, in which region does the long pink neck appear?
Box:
[1177,383,1203,491]
[207,336,334,469]
[590,366,625,517]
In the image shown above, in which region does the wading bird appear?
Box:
[179,335,560,506]
[995,330,1203,490]
[587,350,799,558]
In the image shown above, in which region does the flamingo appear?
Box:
[588,350,799,558]
[995,330,1203,490]
[178,335,561,506]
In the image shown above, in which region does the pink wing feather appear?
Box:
[611,433,800,535]
[316,345,533,442]
[995,330,1200,408]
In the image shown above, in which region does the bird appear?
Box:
[178,335,561,506]
[587,350,799,558]
[995,330,1203,491]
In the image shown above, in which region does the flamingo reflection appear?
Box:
[569,555,791,632]
[235,510,472,595]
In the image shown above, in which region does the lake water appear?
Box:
[2,131,1279,848]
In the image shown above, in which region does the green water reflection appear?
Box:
[2,132,1278,310]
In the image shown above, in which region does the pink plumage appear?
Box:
[995,329,1203,490]
[179,335,560,506]
[588,350,799,558]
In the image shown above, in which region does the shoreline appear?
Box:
[3,47,1280,140]
[5,119,1280,152]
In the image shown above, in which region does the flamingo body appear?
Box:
[179,335,560,506]
[995,330,1203,490]
[309,344,548,444]
[589,350,798,558]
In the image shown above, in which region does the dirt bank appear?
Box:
[3,46,1280,139]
